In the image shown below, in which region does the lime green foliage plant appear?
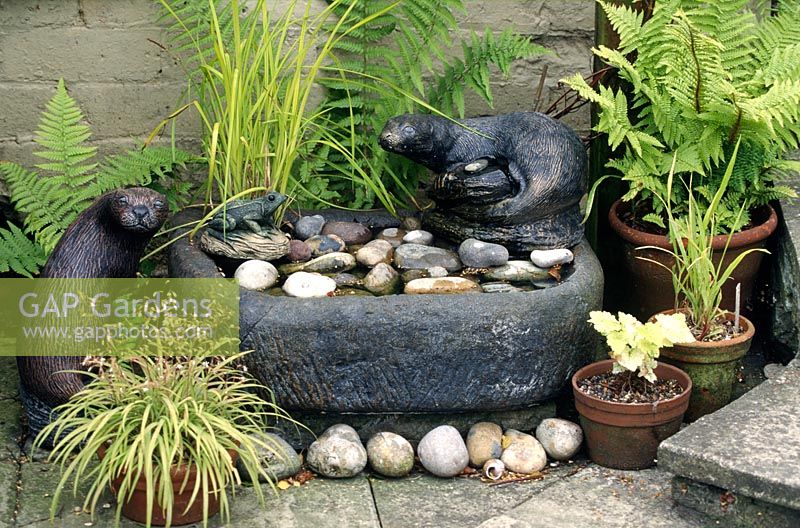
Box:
[35,351,297,528]
[308,0,550,209]
[563,0,800,232]
[589,310,695,382]
[155,0,402,229]
[0,80,193,277]
[639,142,769,340]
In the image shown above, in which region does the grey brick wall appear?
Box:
[0,0,594,187]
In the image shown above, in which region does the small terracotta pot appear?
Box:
[654,310,755,422]
[608,199,776,320]
[572,359,692,470]
[98,446,238,526]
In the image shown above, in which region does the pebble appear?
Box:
[533,279,559,289]
[294,214,326,240]
[405,277,482,295]
[530,248,574,268]
[417,425,469,477]
[395,244,462,272]
[427,266,449,278]
[501,429,547,474]
[366,432,415,478]
[482,282,523,293]
[364,263,401,296]
[764,363,785,379]
[377,227,407,248]
[234,260,279,291]
[400,216,422,231]
[466,422,503,468]
[322,221,373,245]
[282,272,336,298]
[484,261,550,282]
[287,239,312,263]
[237,432,301,482]
[307,424,368,478]
[458,238,509,268]
[333,272,363,288]
[535,418,583,461]
[403,230,434,246]
[401,269,429,283]
[356,239,394,267]
[306,234,346,257]
[280,252,356,275]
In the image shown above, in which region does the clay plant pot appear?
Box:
[654,310,755,422]
[99,446,238,526]
[608,199,777,321]
[572,359,692,470]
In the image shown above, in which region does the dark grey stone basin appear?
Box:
[168,209,603,413]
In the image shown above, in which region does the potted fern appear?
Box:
[573,310,695,470]
[562,0,800,319]
[641,143,767,421]
[35,352,298,527]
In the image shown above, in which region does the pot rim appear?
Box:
[571,359,692,419]
[651,309,755,349]
[608,199,778,250]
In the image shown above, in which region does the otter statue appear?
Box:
[17,187,168,444]
[379,112,587,252]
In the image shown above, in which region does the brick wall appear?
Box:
[0,0,594,188]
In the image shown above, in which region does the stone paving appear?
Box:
[0,356,717,528]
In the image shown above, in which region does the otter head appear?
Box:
[109,188,169,234]
[379,114,452,170]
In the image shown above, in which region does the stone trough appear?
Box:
[168,208,603,421]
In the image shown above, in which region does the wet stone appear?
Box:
[405,277,482,295]
[377,227,407,248]
[403,230,434,246]
[530,248,574,268]
[234,260,278,291]
[306,234,346,257]
[237,432,301,482]
[428,266,449,278]
[418,425,469,477]
[307,424,368,478]
[535,418,583,461]
[394,244,462,273]
[367,432,415,478]
[322,221,373,246]
[501,429,547,474]
[458,238,509,268]
[281,252,356,275]
[467,422,504,468]
[294,214,326,240]
[356,239,394,268]
[401,269,429,283]
[482,282,523,293]
[364,263,401,296]
[333,272,363,288]
[484,260,550,282]
[533,279,559,289]
[282,272,336,298]
[287,239,312,262]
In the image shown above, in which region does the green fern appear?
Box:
[564,0,800,232]
[0,223,47,278]
[303,0,548,210]
[0,80,194,276]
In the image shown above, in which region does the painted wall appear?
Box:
[0,0,594,184]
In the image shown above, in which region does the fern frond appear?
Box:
[91,147,194,196]
[0,223,46,277]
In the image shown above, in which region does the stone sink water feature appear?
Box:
[168,207,603,414]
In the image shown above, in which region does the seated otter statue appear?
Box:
[379,112,587,252]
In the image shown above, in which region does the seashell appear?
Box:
[482,458,505,480]
[465,159,490,173]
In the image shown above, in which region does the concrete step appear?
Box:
[658,360,800,525]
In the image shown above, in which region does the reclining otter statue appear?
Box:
[379,112,587,252]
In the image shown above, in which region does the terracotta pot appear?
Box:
[98,446,238,526]
[608,199,776,321]
[654,310,755,422]
[572,359,692,470]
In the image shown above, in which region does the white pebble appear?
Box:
[234,260,279,291]
[282,272,336,298]
[530,248,573,268]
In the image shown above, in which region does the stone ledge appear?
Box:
[658,366,800,511]
[769,174,800,362]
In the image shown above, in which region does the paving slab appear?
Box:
[370,465,575,528]
[0,357,19,401]
[0,460,16,528]
[475,466,707,528]
[658,365,800,510]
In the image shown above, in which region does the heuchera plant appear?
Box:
[588,311,695,382]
